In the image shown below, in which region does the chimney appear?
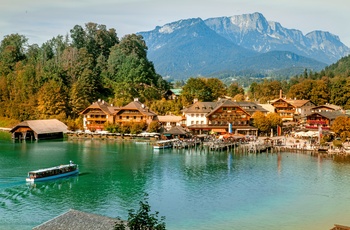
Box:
[279,90,282,99]
[193,98,198,104]
[134,98,139,102]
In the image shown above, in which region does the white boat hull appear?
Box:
[26,169,79,183]
[153,145,172,149]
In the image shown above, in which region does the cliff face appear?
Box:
[138,12,349,79]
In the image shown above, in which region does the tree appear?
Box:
[309,80,329,105]
[0,34,28,75]
[266,113,283,133]
[37,79,67,119]
[331,116,350,141]
[329,76,348,107]
[148,121,161,133]
[107,35,168,104]
[227,82,244,98]
[181,77,212,104]
[115,194,166,230]
[247,80,282,103]
[252,111,270,134]
[232,94,245,102]
[205,78,227,100]
[129,122,147,134]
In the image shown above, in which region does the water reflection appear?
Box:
[27,175,79,191]
[277,153,282,174]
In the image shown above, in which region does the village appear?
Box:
[8,89,350,156]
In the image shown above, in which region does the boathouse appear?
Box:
[33,209,122,230]
[10,119,68,140]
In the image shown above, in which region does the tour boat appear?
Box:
[153,139,176,149]
[26,161,79,183]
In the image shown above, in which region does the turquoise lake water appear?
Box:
[1,138,350,230]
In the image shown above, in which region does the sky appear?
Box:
[1,0,350,47]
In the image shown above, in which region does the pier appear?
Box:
[66,131,350,157]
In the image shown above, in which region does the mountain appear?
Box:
[138,12,350,79]
[139,18,256,78]
[204,13,349,64]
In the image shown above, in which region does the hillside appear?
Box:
[324,54,350,77]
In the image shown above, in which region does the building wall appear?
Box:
[185,113,208,126]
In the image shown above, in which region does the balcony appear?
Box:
[115,118,144,123]
[307,120,328,125]
[86,118,107,122]
[87,124,105,131]
[305,125,330,130]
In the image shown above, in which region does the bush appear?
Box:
[147,121,160,133]
[333,139,343,148]
[115,194,166,230]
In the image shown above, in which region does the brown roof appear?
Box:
[307,111,347,120]
[10,119,68,134]
[312,104,342,111]
[165,126,189,135]
[285,99,311,108]
[33,209,124,230]
[80,100,119,115]
[182,101,217,113]
[206,99,250,117]
[116,100,156,116]
[235,101,269,115]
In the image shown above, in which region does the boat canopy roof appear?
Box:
[28,164,77,174]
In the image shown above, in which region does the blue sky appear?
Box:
[1,0,349,46]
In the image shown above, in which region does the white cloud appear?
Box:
[0,0,349,46]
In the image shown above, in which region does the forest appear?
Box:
[1,22,350,129]
[0,23,170,127]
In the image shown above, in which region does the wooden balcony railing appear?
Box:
[305,125,330,130]
[307,120,328,125]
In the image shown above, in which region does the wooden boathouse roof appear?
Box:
[33,209,125,230]
[10,119,68,134]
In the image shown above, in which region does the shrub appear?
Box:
[333,139,343,148]
[115,194,166,230]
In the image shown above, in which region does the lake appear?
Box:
[1,138,350,230]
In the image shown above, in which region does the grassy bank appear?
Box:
[0,131,11,140]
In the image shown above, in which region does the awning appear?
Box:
[211,129,226,133]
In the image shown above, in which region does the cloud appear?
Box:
[0,0,349,47]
